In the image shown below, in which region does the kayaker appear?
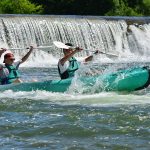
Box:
[58,43,98,79]
[0,46,34,85]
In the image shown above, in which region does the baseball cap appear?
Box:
[63,43,74,51]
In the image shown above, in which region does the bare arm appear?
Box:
[20,46,34,64]
[0,48,7,58]
[84,55,93,62]
[84,50,101,62]
[59,47,83,65]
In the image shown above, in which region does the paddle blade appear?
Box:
[84,49,119,57]
[53,41,70,49]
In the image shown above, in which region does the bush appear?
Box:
[0,0,43,14]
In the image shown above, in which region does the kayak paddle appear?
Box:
[53,41,70,49]
[9,46,53,50]
[8,41,119,58]
[8,41,69,51]
[53,41,118,57]
[84,49,118,57]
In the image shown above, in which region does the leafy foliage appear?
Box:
[0,0,43,14]
[106,0,141,16]
[0,0,149,16]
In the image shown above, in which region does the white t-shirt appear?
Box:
[0,60,22,78]
[58,60,69,74]
[13,60,22,69]
[58,58,83,74]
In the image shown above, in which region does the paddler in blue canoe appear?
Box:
[0,46,34,85]
[58,43,98,79]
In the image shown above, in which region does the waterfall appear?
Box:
[0,15,150,66]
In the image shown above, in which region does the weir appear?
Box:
[0,15,150,65]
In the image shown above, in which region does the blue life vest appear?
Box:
[58,57,80,79]
[0,64,20,85]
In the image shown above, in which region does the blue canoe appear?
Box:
[0,66,150,93]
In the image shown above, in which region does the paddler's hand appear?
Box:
[0,48,7,57]
[29,46,34,51]
[74,47,83,53]
[0,48,7,53]
[93,50,104,55]
[26,46,34,51]
[93,50,99,55]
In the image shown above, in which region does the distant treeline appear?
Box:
[0,0,149,16]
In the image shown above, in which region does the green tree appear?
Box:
[140,0,150,15]
[106,0,141,16]
[126,0,150,16]
[0,0,43,14]
[1,0,148,16]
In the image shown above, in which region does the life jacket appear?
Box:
[58,57,80,79]
[0,64,20,85]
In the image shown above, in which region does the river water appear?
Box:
[0,15,150,149]
[0,64,150,150]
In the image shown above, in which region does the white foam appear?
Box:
[1,89,150,106]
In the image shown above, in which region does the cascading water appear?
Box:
[0,15,150,66]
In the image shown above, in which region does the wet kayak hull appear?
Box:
[0,67,150,93]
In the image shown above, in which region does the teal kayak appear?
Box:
[0,66,150,93]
